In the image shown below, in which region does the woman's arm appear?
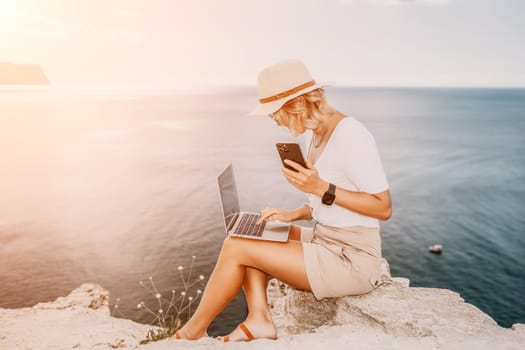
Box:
[257,204,312,224]
[282,159,392,221]
[317,184,391,221]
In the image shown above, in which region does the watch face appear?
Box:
[322,192,335,205]
[322,183,336,205]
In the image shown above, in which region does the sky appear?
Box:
[0,0,524,88]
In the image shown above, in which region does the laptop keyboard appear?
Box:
[233,214,265,237]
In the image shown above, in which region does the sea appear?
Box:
[0,86,524,336]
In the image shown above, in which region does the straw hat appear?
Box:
[249,59,333,116]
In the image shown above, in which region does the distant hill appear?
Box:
[0,62,50,85]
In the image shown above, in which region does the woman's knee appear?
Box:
[220,236,258,265]
[220,236,243,256]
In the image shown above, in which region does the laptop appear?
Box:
[217,163,290,242]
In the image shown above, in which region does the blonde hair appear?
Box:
[272,88,333,136]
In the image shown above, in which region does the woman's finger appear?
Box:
[284,174,302,187]
[258,208,278,224]
[283,159,307,173]
[305,160,314,170]
[282,166,306,181]
[284,161,318,179]
[257,214,271,225]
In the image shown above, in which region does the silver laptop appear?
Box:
[217,163,290,242]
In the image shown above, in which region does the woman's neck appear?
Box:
[312,111,345,148]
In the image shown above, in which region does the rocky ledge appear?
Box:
[266,277,525,349]
[0,280,523,350]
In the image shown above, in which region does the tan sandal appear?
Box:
[221,323,255,342]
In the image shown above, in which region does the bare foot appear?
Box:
[218,316,277,342]
[169,326,208,340]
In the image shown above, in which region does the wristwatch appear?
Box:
[321,183,336,206]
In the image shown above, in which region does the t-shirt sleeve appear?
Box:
[342,124,389,194]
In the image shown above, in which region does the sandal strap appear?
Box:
[223,335,230,342]
[175,330,181,339]
[239,323,255,341]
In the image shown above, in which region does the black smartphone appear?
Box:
[276,142,307,171]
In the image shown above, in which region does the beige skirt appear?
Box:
[301,223,386,300]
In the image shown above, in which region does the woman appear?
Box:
[172,59,392,341]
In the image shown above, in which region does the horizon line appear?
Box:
[1,84,524,94]
[1,84,525,88]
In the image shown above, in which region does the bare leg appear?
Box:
[218,225,303,340]
[174,232,310,340]
[215,267,276,341]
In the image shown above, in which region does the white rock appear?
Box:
[1,280,524,350]
[267,278,525,349]
[0,283,151,350]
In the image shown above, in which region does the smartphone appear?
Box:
[276,142,307,171]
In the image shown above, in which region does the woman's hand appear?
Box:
[282,159,327,197]
[257,208,298,225]
[282,160,393,222]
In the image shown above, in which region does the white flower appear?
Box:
[155,293,161,299]
[116,298,120,302]
[197,289,202,294]
[192,255,196,259]
[181,291,186,296]
[139,281,144,286]
[177,266,183,271]
[114,304,119,309]
[199,275,205,280]
[188,296,193,301]
[149,276,153,280]
[137,303,142,309]
[158,309,163,314]
[172,290,175,294]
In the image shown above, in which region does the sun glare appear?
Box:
[0,1,18,17]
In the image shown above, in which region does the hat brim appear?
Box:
[248,81,335,116]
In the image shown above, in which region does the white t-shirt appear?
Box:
[299,116,389,228]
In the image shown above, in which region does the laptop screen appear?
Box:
[217,164,240,229]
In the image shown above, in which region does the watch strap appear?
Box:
[328,183,336,195]
[322,183,336,205]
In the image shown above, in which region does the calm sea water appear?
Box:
[0,87,524,335]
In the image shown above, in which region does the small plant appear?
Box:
[111,255,206,345]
